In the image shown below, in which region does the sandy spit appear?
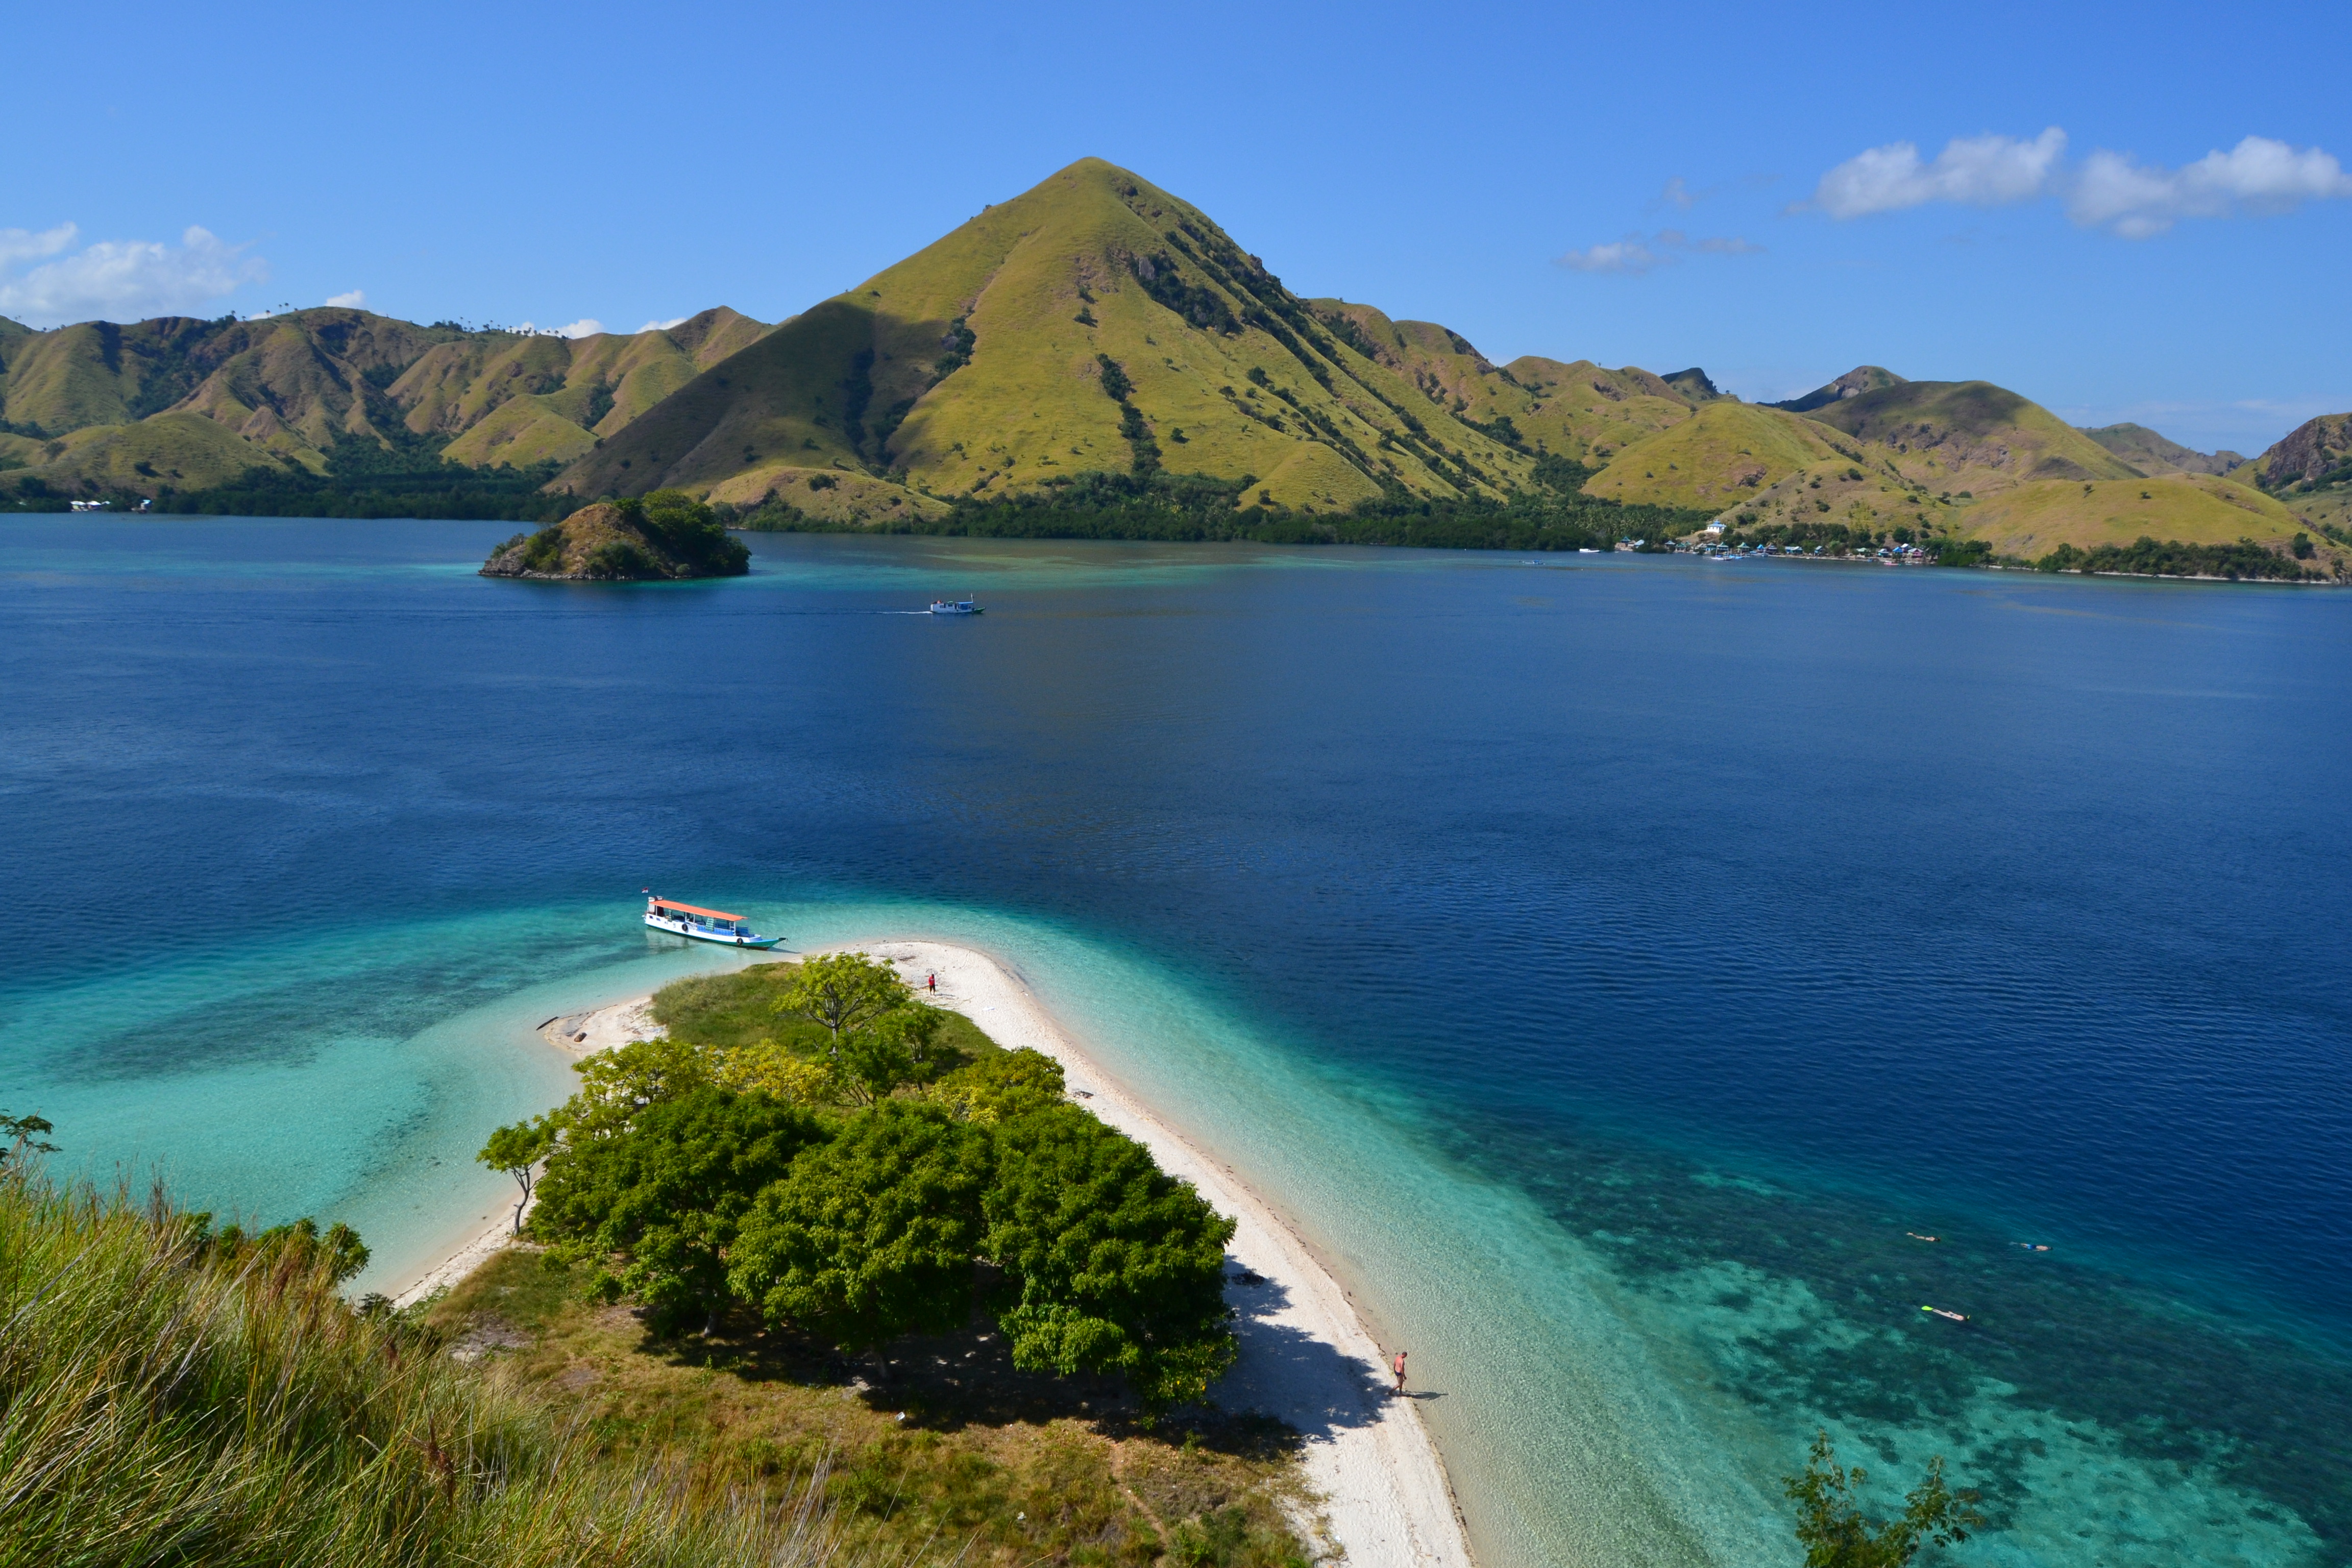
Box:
[392,941,1473,1567]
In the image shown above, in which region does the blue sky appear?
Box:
[10,0,2346,452]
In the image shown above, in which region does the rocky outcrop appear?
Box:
[480,495,750,581]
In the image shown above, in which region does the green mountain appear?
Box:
[2079,422,2245,476]
[0,307,769,499]
[554,159,1572,515]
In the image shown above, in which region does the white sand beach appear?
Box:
[394,941,1472,1567]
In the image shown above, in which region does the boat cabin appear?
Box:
[650,897,748,937]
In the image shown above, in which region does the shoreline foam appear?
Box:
[387,940,1473,1567]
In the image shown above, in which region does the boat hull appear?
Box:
[645,914,781,948]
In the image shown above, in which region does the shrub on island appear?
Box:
[481,489,750,580]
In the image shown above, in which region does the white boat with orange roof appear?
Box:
[642,892,782,948]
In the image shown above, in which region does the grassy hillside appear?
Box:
[1580,400,1847,510]
[2080,422,2245,476]
[555,158,1537,514]
[1958,472,2312,557]
[1798,379,2142,492]
[0,307,770,510]
[1305,299,1702,463]
[0,1168,866,1567]
[483,494,750,580]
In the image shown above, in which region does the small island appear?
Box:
[481,490,749,580]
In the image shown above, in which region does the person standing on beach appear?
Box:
[1391,1350,1408,1392]
[926,973,937,993]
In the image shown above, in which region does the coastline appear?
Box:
[389,941,1474,1567]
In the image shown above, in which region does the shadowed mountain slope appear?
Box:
[2243,412,2352,541]
[553,159,1540,513]
[1797,380,2142,491]
[2080,422,2245,476]
[1769,365,1906,414]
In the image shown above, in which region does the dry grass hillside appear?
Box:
[1581,401,1848,510]
[1305,299,1705,463]
[1799,379,2140,493]
[553,158,1538,513]
[1957,473,2323,559]
[0,307,770,503]
[2241,412,2352,545]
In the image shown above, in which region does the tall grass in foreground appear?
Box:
[0,1168,878,1568]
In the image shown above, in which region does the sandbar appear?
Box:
[393,940,1473,1567]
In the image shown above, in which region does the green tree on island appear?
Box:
[727,1100,991,1353]
[477,1117,555,1233]
[984,1102,1238,1409]
[778,951,951,1101]
[1783,1431,1982,1567]
[530,1086,827,1335]
[778,951,911,1043]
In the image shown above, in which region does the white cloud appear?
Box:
[324,288,366,308]
[2071,135,2352,237]
[1558,229,1763,275]
[1810,128,2067,217]
[0,225,266,326]
[514,317,606,338]
[1559,236,1662,274]
[1808,128,2352,238]
[0,222,77,268]
[638,315,689,332]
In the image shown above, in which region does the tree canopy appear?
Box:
[728,1101,991,1352]
[477,1118,554,1234]
[1783,1431,1982,1568]
[505,957,1241,1411]
[531,1085,827,1334]
[984,1104,1237,1408]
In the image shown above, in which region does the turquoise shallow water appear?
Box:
[4,519,2348,1565]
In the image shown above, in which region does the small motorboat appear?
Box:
[928,597,983,615]
[643,893,782,948]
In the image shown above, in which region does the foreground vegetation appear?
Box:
[0,1167,857,1567]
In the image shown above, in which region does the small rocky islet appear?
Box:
[480,492,749,581]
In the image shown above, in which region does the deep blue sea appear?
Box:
[4,517,2348,1566]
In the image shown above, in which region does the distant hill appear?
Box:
[2242,412,2352,543]
[2079,423,2245,476]
[1769,365,1906,413]
[0,307,768,502]
[1580,402,1846,510]
[554,158,1562,516]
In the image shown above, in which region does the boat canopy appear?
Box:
[652,899,743,921]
